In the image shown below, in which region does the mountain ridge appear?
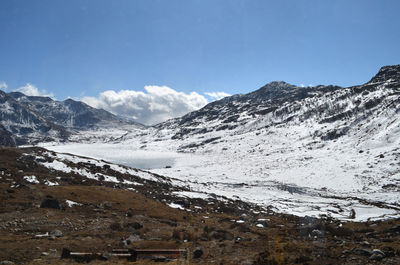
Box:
[1,64,399,145]
[0,90,142,145]
[156,64,400,141]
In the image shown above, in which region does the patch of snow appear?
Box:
[66,200,82,207]
[172,191,210,200]
[167,202,185,210]
[44,180,59,186]
[23,175,39,184]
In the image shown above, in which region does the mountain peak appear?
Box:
[368,64,400,84]
[248,81,297,99]
[261,81,294,89]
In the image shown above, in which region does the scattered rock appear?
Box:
[294,256,312,263]
[389,225,400,233]
[125,222,143,230]
[173,199,190,208]
[126,211,133,217]
[193,248,203,259]
[102,201,112,209]
[353,248,372,256]
[361,241,370,247]
[0,261,14,265]
[349,209,356,219]
[210,230,234,241]
[123,235,142,246]
[370,249,385,261]
[311,229,324,237]
[370,253,384,261]
[151,256,166,262]
[50,229,63,237]
[256,219,268,227]
[109,222,122,231]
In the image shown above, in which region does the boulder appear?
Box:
[193,248,203,259]
[40,198,60,209]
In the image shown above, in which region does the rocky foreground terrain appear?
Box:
[0,146,400,264]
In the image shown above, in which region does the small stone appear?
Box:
[41,252,49,256]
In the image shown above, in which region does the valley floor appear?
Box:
[1,146,399,264]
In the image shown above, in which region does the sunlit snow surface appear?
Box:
[42,122,400,222]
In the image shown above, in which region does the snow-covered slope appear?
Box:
[42,64,400,220]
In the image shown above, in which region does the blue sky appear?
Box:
[1,0,399,124]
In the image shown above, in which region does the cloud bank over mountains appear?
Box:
[15,83,54,98]
[2,81,230,125]
[83,86,230,125]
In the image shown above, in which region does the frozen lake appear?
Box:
[44,143,180,170]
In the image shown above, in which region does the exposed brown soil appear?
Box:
[0,146,399,264]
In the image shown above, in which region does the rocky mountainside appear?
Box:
[159,65,400,143]
[0,91,141,145]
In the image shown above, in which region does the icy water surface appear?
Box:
[45,143,179,170]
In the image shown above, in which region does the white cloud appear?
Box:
[82,85,209,125]
[16,83,54,98]
[0,81,7,91]
[204,91,231,100]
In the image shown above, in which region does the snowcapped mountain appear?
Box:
[0,91,142,145]
[158,65,400,144]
